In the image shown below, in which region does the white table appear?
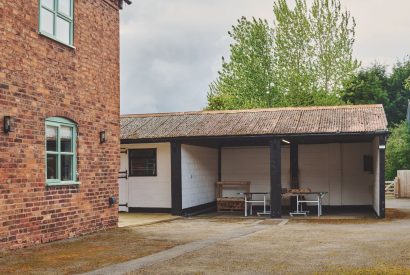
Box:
[284,192,328,217]
[239,192,269,216]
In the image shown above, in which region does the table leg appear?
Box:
[297,195,299,212]
[245,197,247,217]
[319,195,323,216]
[263,195,266,214]
[317,195,320,217]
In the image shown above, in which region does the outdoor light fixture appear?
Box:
[3,116,13,133]
[119,0,132,9]
[282,139,290,144]
[99,131,106,144]
[108,196,116,207]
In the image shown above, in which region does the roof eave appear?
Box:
[121,130,389,144]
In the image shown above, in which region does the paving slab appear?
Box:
[118,213,179,227]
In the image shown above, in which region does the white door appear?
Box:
[119,151,129,212]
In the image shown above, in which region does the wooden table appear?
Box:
[216,181,250,212]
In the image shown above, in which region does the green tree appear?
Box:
[405,76,410,90]
[386,121,410,180]
[273,0,359,106]
[207,17,276,110]
[207,0,359,110]
[385,59,410,125]
[341,64,388,105]
[272,0,315,106]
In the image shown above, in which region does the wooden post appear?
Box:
[171,141,182,215]
[379,136,386,218]
[290,143,299,210]
[270,138,282,218]
[218,146,222,181]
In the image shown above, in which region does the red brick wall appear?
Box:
[0,0,120,249]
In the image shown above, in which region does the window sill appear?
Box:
[128,175,158,178]
[46,181,81,187]
[38,31,76,50]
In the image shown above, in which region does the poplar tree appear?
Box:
[273,0,359,106]
[207,17,276,110]
[207,0,359,109]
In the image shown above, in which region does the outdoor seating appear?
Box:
[240,192,270,216]
[283,188,328,216]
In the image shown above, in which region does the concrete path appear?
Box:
[80,220,277,275]
[386,198,410,210]
[118,213,179,227]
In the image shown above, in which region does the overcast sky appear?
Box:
[120,0,410,114]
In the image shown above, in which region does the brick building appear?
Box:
[0,0,129,249]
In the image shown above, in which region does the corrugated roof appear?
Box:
[120,105,388,140]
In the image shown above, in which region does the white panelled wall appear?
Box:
[119,143,171,210]
[181,145,218,209]
[222,143,376,206]
[221,147,290,200]
[119,140,381,212]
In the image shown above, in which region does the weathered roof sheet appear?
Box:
[121,105,388,140]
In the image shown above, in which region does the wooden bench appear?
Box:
[216,181,250,212]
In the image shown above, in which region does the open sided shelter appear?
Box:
[119,105,388,218]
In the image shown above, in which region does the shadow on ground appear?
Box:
[0,227,179,275]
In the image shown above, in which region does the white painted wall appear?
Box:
[340,143,374,205]
[299,143,374,205]
[299,144,338,205]
[372,137,380,215]
[221,146,290,202]
[119,141,379,210]
[181,145,218,209]
[222,143,374,206]
[119,143,171,208]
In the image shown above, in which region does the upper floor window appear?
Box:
[129,149,157,177]
[46,117,77,185]
[39,0,74,46]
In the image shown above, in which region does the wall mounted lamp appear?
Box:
[3,116,13,133]
[100,131,106,144]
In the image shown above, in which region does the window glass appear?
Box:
[45,117,77,184]
[39,0,73,46]
[58,0,71,16]
[129,149,157,177]
[60,126,72,152]
[40,8,54,35]
[56,17,70,45]
[42,0,54,9]
[46,126,58,152]
[47,154,58,180]
[61,155,73,181]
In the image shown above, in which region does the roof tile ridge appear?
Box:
[120,104,384,118]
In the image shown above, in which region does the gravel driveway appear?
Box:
[3,199,410,275]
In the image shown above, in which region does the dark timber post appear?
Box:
[270,138,282,218]
[379,136,386,218]
[218,146,222,181]
[290,143,299,210]
[171,141,182,215]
